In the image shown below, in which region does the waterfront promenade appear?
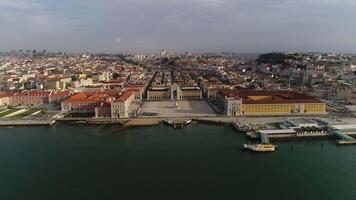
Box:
[0,119,54,126]
[1,114,355,128]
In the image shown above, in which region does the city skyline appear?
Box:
[1,0,356,53]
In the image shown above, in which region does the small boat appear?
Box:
[242,144,277,152]
[163,119,172,125]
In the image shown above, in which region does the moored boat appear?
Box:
[242,144,277,152]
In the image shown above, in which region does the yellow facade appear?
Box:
[241,103,325,115]
[304,103,326,113]
[79,74,87,79]
[207,88,218,99]
[147,91,170,100]
[180,90,201,100]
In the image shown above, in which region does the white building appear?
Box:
[111,92,135,118]
[216,91,242,116]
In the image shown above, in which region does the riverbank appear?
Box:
[1,116,355,143]
[0,115,355,128]
[0,119,55,126]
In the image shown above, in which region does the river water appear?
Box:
[0,123,355,200]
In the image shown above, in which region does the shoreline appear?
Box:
[0,114,353,127]
[0,116,355,142]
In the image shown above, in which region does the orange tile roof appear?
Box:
[63,92,120,104]
[125,88,141,93]
[14,91,50,97]
[117,92,133,102]
[0,92,14,98]
[50,91,71,97]
[220,89,322,104]
[128,84,144,88]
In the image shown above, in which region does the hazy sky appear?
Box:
[0,0,355,53]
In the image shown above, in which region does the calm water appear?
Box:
[0,123,355,200]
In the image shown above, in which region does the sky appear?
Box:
[0,0,356,53]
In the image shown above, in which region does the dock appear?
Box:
[332,130,356,145]
[260,132,270,144]
[164,119,192,129]
[242,132,278,153]
[232,121,244,131]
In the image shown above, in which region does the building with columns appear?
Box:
[147,87,171,100]
[147,85,202,101]
[111,92,135,118]
[218,90,326,116]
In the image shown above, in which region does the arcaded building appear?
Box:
[147,85,202,101]
[216,90,242,116]
[218,90,326,116]
[147,87,171,100]
[111,92,135,118]
[179,87,202,100]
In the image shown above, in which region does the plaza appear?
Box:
[139,100,217,118]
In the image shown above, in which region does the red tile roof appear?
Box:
[0,92,14,98]
[14,91,50,97]
[220,89,322,104]
[117,92,133,102]
[128,84,144,88]
[63,92,120,104]
[50,91,71,97]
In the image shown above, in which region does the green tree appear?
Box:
[41,108,48,114]
[112,73,120,79]
[71,75,78,82]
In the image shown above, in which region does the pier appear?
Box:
[332,130,356,145]
[260,132,270,144]
[163,119,192,129]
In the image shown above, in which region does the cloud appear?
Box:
[0,0,356,53]
[113,38,122,43]
[0,0,32,9]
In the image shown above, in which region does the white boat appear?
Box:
[163,119,172,125]
[243,144,277,152]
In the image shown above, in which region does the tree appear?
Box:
[41,108,48,114]
[71,75,78,82]
[256,52,294,65]
[112,73,120,80]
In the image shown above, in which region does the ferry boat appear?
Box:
[242,144,277,152]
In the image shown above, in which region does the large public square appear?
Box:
[139,100,217,118]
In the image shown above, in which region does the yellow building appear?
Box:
[56,81,67,90]
[180,87,202,100]
[79,74,87,79]
[219,90,326,116]
[241,103,326,115]
[204,86,219,99]
[147,87,170,100]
